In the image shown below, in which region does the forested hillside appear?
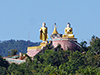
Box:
[0,36,100,75]
[0,39,40,57]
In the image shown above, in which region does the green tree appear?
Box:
[0,55,9,68]
[0,67,6,75]
[76,66,96,75]
[44,64,68,75]
[8,49,18,56]
[80,41,88,52]
[90,35,100,55]
[11,70,23,75]
[85,50,100,67]
[8,63,19,73]
[60,51,85,74]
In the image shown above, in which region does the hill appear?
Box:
[0,39,40,57]
[0,36,100,74]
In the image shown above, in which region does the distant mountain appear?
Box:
[0,39,40,57]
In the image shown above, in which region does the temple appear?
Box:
[27,22,81,57]
[3,22,81,64]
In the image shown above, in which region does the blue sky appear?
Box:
[0,0,100,44]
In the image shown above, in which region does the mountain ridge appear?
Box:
[0,39,40,57]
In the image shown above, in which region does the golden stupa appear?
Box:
[52,23,58,34]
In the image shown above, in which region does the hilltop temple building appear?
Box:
[4,22,81,64]
[27,22,81,57]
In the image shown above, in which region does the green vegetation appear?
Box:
[8,49,18,56]
[0,36,100,75]
[0,39,40,56]
[0,55,9,75]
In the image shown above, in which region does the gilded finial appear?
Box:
[52,23,58,34]
[54,23,56,28]
[54,23,56,25]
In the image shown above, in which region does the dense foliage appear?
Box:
[0,39,40,56]
[0,36,100,75]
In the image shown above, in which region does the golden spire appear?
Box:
[52,23,58,34]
